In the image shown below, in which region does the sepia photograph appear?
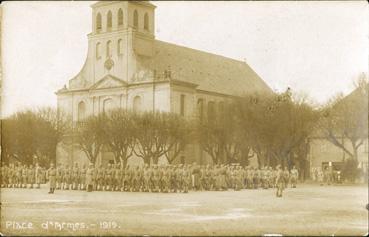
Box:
[0,1,368,236]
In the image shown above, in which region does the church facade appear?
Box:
[56,1,271,166]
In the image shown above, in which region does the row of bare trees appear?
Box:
[1,77,367,173]
[198,90,320,171]
[74,111,191,167]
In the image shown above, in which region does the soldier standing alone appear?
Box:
[47,163,57,194]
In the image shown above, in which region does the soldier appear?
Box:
[183,165,191,193]
[71,163,80,190]
[7,164,14,188]
[96,164,105,191]
[246,167,253,189]
[260,167,268,189]
[85,163,96,192]
[113,163,122,191]
[16,162,22,188]
[1,163,9,188]
[290,166,299,188]
[41,166,47,184]
[80,164,87,190]
[56,164,63,189]
[132,166,141,192]
[268,166,275,188]
[62,164,70,190]
[21,164,28,188]
[35,163,42,189]
[104,163,113,191]
[27,164,35,188]
[123,165,130,191]
[47,163,57,194]
[152,165,160,192]
[192,163,200,191]
[119,164,125,191]
[275,165,284,197]
[175,165,183,192]
[243,166,249,189]
[169,165,176,192]
[253,167,259,189]
[283,167,290,189]
[213,165,221,191]
[235,166,243,191]
[142,164,150,192]
[161,166,170,193]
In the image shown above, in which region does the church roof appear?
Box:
[140,40,272,96]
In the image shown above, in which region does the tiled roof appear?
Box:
[138,40,272,96]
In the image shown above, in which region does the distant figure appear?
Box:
[35,163,42,189]
[86,163,96,192]
[290,166,299,188]
[47,163,56,194]
[275,165,284,197]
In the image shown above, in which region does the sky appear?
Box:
[2,1,368,117]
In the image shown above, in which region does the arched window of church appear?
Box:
[133,95,142,112]
[78,101,86,121]
[107,11,112,29]
[197,99,204,122]
[133,10,139,28]
[118,9,123,26]
[106,40,112,58]
[144,13,149,31]
[103,98,113,113]
[96,13,102,31]
[207,101,215,122]
[117,39,123,55]
[96,42,101,59]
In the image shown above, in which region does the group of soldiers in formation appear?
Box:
[0,163,46,189]
[1,161,299,197]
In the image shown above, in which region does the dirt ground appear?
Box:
[0,184,367,236]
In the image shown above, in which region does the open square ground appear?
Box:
[1,184,367,236]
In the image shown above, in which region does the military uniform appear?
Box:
[152,166,160,192]
[16,164,23,188]
[283,168,290,189]
[161,167,170,193]
[62,165,71,190]
[27,165,35,188]
[123,166,132,191]
[80,165,87,190]
[47,165,57,194]
[175,166,183,192]
[71,164,80,190]
[104,164,113,191]
[290,167,298,188]
[275,166,284,197]
[85,164,96,192]
[8,165,15,188]
[143,165,151,192]
[96,166,105,191]
[253,168,259,189]
[1,164,8,188]
[21,166,28,188]
[35,165,42,188]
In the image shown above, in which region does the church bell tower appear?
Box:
[87,1,156,84]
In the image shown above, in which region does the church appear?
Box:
[56,1,271,166]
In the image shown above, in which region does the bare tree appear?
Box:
[104,109,135,167]
[132,112,167,164]
[320,75,368,161]
[162,114,192,164]
[236,90,319,168]
[75,114,107,164]
[1,107,71,166]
